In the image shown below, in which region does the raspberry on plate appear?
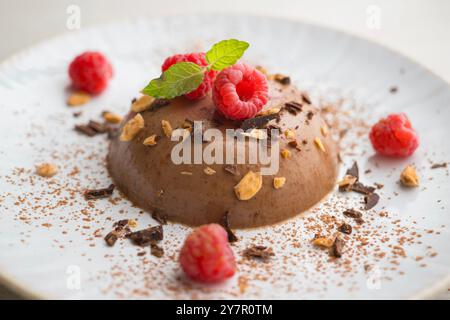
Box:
[161,52,217,100]
[179,224,236,283]
[212,63,268,120]
[69,51,113,95]
[369,113,419,157]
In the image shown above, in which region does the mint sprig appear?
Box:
[142,39,249,99]
[206,39,249,71]
[142,62,204,99]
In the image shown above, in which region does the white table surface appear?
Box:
[0,0,449,299]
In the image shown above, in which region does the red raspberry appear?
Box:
[213,63,268,120]
[69,52,113,95]
[161,52,217,100]
[369,113,419,157]
[179,224,236,283]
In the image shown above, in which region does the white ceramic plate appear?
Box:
[0,15,449,300]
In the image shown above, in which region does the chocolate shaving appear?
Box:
[104,219,132,246]
[301,93,311,105]
[338,223,352,235]
[113,219,130,228]
[241,113,279,130]
[150,244,164,258]
[74,124,97,137]
[351,182,376,195]
[87,120,108,133]
[220,211,238,243]
[152,210,168,225]
[84,184,115,200]
[431,162,447,169]
[224,164,239,176]
[330,235,344,258]
[127,225,163,246]
[243,245,274,262]
[364,193,380,210]
[104,232,118,247]
[284,101,303,115]
[390,86,398,93]
[306,111,314,121]
[343,209,364,224]
[346,162,359,181]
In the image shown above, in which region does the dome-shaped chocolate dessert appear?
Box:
[108,79,339,228]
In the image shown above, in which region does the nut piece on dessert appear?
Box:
[143,134,159,146]
[120,114,144,141]
[36,163,58,177]
[161,120,173,138]
[273,177,286,189]
[234,171,263,200]
[400,165,419,187]
[67,92,91,106]
[131,95,155,113]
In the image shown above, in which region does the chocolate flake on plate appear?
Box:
[127,225,163,246]
[431,162,447,169]
[150,244,164,258]
[220,211,238,243]
[343,209,364,224]
[84,184,115,200]
[301,93,311,104]
[364,192,380,210]
[284,101,303,115]
[104,219,132,246]
[243,245,274,262]
[346,161,359,180]
[330,235,345,258]
[74,124,97,137]
[351,182,376,195]
[104,232,118,247]
[241,113,280,131]
[338,223,352,235]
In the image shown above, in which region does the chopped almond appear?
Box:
[256,107,281,117]
[234,171,262,201]
[273,177,286,189]
[400,165,419,187]
[321,125,328,137]
[143,134,159,146]
[67,92,91,106]
[102,111,122,124]
[128,219,138,228]
[284,129,296,140]
[337,174,357,189]
[161,120,173,138]
[119,114,144,142]
[314,137,326,153]
[312,237,334,248]
[131,95,155,113]
[36,163,58,178]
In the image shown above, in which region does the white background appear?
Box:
[0,0,449,299]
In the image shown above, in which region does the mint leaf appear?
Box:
[142,62,204,99]
[206,39,249,71]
